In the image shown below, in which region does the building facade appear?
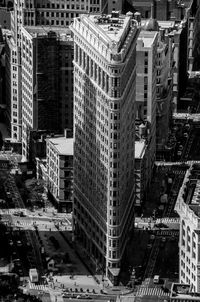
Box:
[134,140,148,207]
[175,165,200,292]
[5,32,22,141]
[156,24,174,151]
[70,12,140,283]
[136,28,158,180]
[21,27,73,160]
[46,134,73,213]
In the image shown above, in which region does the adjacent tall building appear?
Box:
[20,27,73,160]
[70,12,140,283]
[6,0,114,156]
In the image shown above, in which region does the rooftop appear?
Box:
[158,20,176,29]
[75,11,139,53]
[87,11,131,43]
[23,26,72,41]
[170,283,200,300]
[135,140,146,159]
[137,30,158,48]
[178,165,200,217]
[141,19,176,29]
[47,136,74,156]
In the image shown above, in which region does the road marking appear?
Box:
[136,287,170,297]
[28,282,49,292]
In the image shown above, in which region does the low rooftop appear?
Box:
[47,136,74,156]
[180,165,200,217]
[137,30,158,48]
[171,283,200,300]
[24,26,72,41]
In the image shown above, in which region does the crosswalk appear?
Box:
[13,220,32,227]
[135,287,170,297]
[155,230,179,236]
[155,218,180,224]
[29,282,49,292]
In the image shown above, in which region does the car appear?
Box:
[154,223,168,229]
[147,243,152,249]
[161,237,166,243]
[8,240,14,246]
[17,240,22,247]
[83,295,92,300]
[153,275,160,284]
[13,212,20,216]
[20,212,26,217]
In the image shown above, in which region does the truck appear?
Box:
[29,268,38,283]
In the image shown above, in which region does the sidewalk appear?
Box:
[57,231,132,296]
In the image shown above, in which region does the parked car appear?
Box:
[154,223,168,229]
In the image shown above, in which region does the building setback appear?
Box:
[70,11,140,284]
[21,27,73,160]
